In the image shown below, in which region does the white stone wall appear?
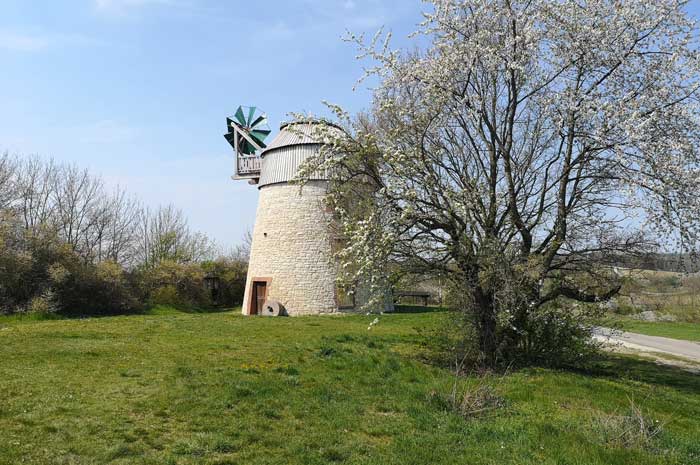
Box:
[242,181,340,316]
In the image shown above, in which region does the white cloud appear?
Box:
[0,31,50,52]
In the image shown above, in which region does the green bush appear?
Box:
[423,270,606,370]
[512,301,604,367]
[150,284,187,306]
[50,258,142,316]
[0,219,142,316]
[201,258,247,306]
[0,210,246,316]
[135,257,247,310]
[138,260,209,308]
[26,289,59,316]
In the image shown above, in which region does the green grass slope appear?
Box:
[613,319,700,342]
[0,309,698,465]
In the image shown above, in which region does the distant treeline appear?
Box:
[0,152,248,316]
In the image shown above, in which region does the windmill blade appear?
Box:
[250,114,267,128]
[248,135,267,148]
[225,105,270,162]
[224,131,237,147]
[247,106,257,127]
[235,124,264,151]
[240,139,258,155]
[250,128,271,139]
[249,130,270,147]
[234,106,246,126]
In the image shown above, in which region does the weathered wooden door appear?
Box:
[253,281,267,315]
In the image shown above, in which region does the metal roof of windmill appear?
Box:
[257,119,342,188]
[260,119,342,156]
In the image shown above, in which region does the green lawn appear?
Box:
[605,317,700,342]
[1,309,699,465]
[619,321,700,342]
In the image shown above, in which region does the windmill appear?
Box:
[222,106,394,316]
[224,105,271,180]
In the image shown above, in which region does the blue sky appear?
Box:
[0,0,423,248]
[2,1,699,249]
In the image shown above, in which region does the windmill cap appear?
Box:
[261,118,343,156]
[279,118,342,131]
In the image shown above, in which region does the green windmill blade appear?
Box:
[247,106,257,127]
[241,139,258,155]
[240,132,265,152]
[250,114,267,128]
[224,105,272,161]
[250,129,271,146]
[234,106,247,126]
[250,128,271,137]
[224,131,236,146]
[247,138,266,150]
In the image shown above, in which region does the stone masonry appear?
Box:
[241,180,339,316]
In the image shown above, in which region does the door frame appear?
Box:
[247,277,272,315]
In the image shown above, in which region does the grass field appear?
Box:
[612,319,700,342]
[1,308,699,465]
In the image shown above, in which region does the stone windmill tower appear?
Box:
[225,106,368,316]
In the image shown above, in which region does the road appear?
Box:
[593,327,700,362]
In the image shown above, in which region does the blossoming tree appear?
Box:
[300,0,700,365]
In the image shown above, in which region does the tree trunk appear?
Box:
[474,287,498,367]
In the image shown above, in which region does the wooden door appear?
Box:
[253,281,267,315]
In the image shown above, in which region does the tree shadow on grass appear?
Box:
[573,354,700,396]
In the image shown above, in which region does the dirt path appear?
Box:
[593,327,700,368]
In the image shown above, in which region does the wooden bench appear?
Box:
[394,291,432,306]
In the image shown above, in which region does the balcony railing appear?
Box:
[237,155,261,177]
